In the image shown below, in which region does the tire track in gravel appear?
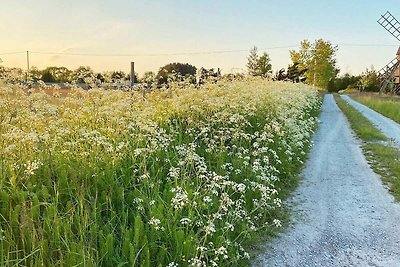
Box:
[340,94,400,148]
[253,94,400,267]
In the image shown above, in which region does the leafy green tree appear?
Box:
[40,66,72,83]
[29,67,42,82]
[73,66,95,84]
[156,63,196,84]
[96,73,105,83]
[257,52,272,77]
[290,39,339,89]
[41,69,56,82]
[142,71,155,82]
[286,62,306,83]
[126,72,139,83]
[247,47,272,77]
[54,67,72,82]
[140,71,156,88]
[332,73,361,92]
[358,68,380,92]
[273,68,287,81]
[110,71,126,82]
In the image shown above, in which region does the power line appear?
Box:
[336,43,399,47]
[0,51,26,56]
[29,46,298,57]
[0,43,398,58]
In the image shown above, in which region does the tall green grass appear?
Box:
[334,95,387,141]
[335,94,400,202]
[351,94,400,124]
[0,79,321,266]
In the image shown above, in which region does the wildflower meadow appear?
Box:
[0,78,320,266]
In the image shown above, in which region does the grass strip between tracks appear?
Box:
[351,94,400,125]
[334,94,400,202]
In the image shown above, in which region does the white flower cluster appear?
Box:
[0,78,320,266]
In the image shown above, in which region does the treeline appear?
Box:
[0,63,222,86]
[1,39,383,91]
[247,39,381,92]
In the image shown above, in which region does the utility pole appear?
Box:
[26,51,30,82]
[130,62,135,87]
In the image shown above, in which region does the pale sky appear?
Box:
[1,0,399,76]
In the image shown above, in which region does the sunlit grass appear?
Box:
[0,78,321,266]
[334,95,387,141]
[365,144,400,201]
[351,94,400,124]
[335,94,400,202]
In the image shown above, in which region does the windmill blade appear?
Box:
[377,57,398,78]
[377,58,400,93]
[378,11,400,42]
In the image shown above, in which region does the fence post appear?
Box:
[130,62,135,87]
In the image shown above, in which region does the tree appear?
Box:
[358,68,380,92]
[273,68,287,81]
[40,66,72,83]
[331,73,361,92]
[247,46,259,76]
[156,63,197,84]
[126,72,139,83]
[141,71,156,87]
[290,39,339,89]
[110,71,126,82]
[256,52,272,77]
[72,66,95,84]
[142,71,156,82]
[29,67,42,82]
[286,62,306,83]
[41,70,56,82]
[247,47,273,77]
[196,68,222,85]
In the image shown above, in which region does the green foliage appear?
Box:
[247,46,259,76]
[352,94,400,124]
[256,53,272,78]
[72,66,95,84]
[358,68,380,92]
[40,69,56,82]
[0,79,321,266]
[335,95,400,202]
[365,143,400,201]
[286,62,307,83]
[247,47,272,77]
[156,63,197,84]
[290,39,339,89]
[330,73,361,93]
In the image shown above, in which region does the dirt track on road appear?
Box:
[254,94,400,267]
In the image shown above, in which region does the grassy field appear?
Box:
[350,94,400,124]
[334,95,400,202]
[0,79,320,266]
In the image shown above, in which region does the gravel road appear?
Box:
[253,94,400,267]
[340,94,400,147]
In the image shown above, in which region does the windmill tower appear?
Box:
[377,11,400,94]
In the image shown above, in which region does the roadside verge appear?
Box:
[334,94,400,201]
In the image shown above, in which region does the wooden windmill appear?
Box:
[377,11,400,94]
